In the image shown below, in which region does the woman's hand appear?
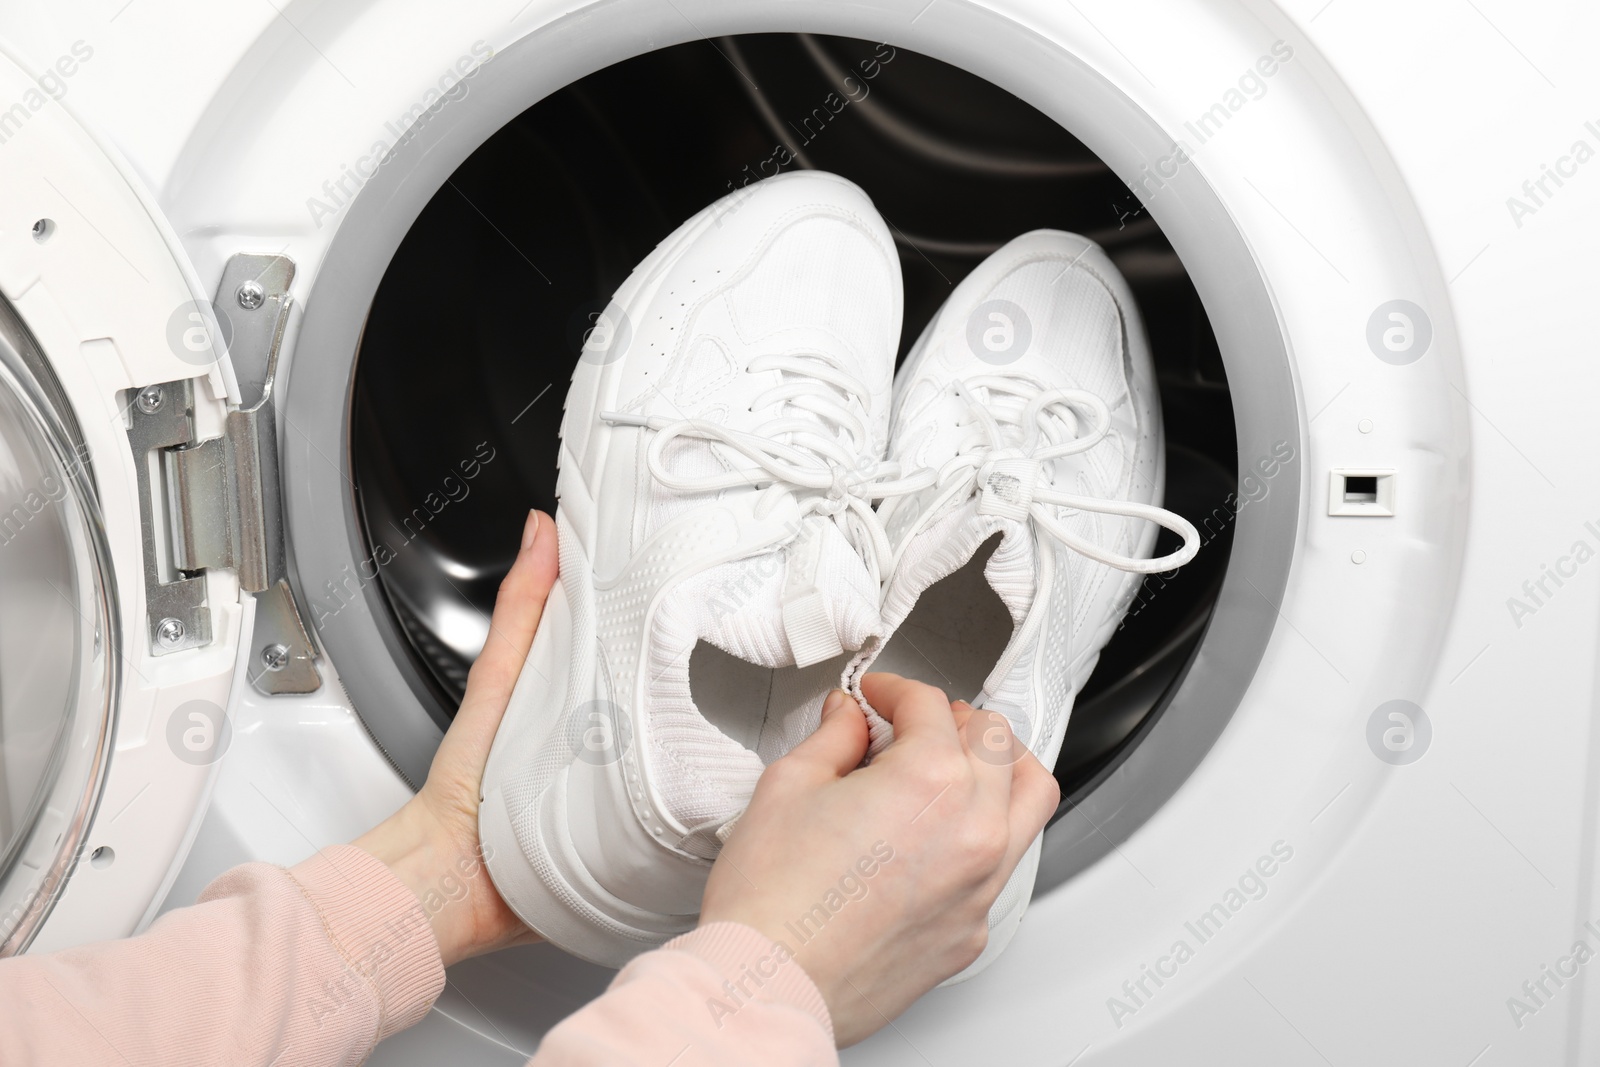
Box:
[355,510,558,967]
[700,673,1060,1046]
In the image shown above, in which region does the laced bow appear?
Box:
[883,375,1201,576]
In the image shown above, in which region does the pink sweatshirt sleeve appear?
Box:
[0,846,837,1066]
[529,922,838,1066]
[0,844,445,1066]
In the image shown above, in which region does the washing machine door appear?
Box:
[0,52,282,954]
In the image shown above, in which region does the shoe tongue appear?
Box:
[684,517,881,668]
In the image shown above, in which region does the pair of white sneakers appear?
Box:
[478,172,1199,978]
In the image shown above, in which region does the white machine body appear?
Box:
[0,2,1593,1064]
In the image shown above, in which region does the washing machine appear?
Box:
[0,1,1594,1063]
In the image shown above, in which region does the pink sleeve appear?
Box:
[0,845,834,1066]
[528,922,838,1067]
[0,844,445,1066]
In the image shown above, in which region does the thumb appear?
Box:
[781,689,870,780]
[438,510,557,771]
[459,511,557,715]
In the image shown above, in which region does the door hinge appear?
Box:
[126,254,322,694]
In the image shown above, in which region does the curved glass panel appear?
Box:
[0,298,117,954]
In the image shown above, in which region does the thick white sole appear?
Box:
[478,197,730,967]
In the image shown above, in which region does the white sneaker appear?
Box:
[479,172,916,966]
[867,230,1199,979]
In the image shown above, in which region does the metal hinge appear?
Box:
[126,254,322,694]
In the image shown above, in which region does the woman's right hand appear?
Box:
[699,672,1060,1047]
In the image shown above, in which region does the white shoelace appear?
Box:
[601,351,934,588]
[882,374,1201,576]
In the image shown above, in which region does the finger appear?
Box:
[952,701,1020,794]
[778,688,870,781]
[457,511,558,729]
[948,698,978,735]
[860,672,959,751]
[1010,732,1055,798]
[1001,749,1060,873]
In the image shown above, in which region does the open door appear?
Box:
[0,51,315,954]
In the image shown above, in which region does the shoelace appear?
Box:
[882,374,1201,576]
[601,351,934,589]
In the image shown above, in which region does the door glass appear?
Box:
[0,301,115,953]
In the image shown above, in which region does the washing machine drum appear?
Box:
[345,34,1239,810]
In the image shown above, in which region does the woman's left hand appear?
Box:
[355,509,558,966]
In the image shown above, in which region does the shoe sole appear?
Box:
[480,195,731,967]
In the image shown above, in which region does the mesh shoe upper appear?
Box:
[861,230,1198,979]
[871,230,1193,759]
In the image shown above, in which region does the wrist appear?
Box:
[354,799,485,967]
[698,904,842,1021]
[673,921,835,1042]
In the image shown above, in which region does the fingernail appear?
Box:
[521,510,540,551]
[821,688,849,717]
